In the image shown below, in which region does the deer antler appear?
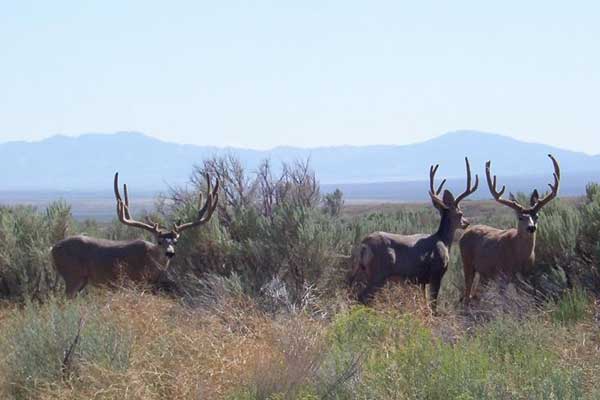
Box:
[455,157,479,204]
[114,172,160,234]
[530,154,560,213]
[174,173,220,233]
[486,154,560,214]
[429,164,448,210]
[485,160,527,213]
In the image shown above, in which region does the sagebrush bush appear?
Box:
[0,295,132,399]
[576,183,600,289]
[0,202,71,301]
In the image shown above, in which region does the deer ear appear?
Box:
[530,189,540,206]
[442,190,455,207]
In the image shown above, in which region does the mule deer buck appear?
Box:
[348,158,479,312]
[52,172,219,298]
[459,154,560,304]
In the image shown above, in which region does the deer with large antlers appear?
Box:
[348,158,479,312]
[459,154,560,304]
[52,172,219,298]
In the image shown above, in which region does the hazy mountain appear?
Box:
[0,131,598,198]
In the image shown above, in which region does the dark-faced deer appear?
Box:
[52,172,219,298]
[459,154,560,304]
[348,158,479,312]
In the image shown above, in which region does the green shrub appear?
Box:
[579,183,600,255]
[535,199,581,266]
[0,203,70,301]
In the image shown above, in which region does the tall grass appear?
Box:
[1,278,599,399]
[551,287,592,325]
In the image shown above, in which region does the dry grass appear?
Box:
[0,287,329,400]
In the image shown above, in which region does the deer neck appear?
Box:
[148,243,171,271]
[515,227,536,265]
[435,211,455,248]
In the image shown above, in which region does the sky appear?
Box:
[1,1,599,153]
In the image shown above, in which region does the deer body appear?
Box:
[349,158,478,311]
[355,229,452,304]
[460,154,559,304]
[52,173,219,298]
[460,225,536,292]
[52,236,170,296]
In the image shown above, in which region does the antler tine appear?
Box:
[114,172,122,203]
[429,164,437,195]
[485,160,525,212]
[456,157,480,204]
[122,182,133,219]
[429,164,446,195]
[430,165,445,195]
[113,172,160,234]
[436,179,447,196]
[174,174,220,232]
[114,172,128,220]
[428,164,449,210]
[492,175,505,197]
[531,154,560,213]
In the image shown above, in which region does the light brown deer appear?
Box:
[459,154,560,304]
[348,158,479,312]
[52,172,219,298]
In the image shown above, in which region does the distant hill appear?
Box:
[0,131,598,199]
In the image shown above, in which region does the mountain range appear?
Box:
[0,131,598,200]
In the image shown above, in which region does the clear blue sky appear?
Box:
[1,1,598,153]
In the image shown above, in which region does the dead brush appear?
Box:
[237,314,327,399]
[462,278,542,326]
[371,281,438,320]
[370,281,467,344]
[70,288,276,399]
[186,273,267,337]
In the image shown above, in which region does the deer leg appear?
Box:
[429,276,443,316]
[420,283,427,305]
[473,275,488,300]
[357,284,377,304]
[65,280,80,299]
[462,268,475,306]
[78,276,89,295]
[65,276,88,299]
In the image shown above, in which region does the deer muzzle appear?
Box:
[165,244,176,258]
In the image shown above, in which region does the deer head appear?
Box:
[485,154,560,234]
[429,157,479,231]
[114,172,219,258]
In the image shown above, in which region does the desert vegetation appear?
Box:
[1,156,600,399]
